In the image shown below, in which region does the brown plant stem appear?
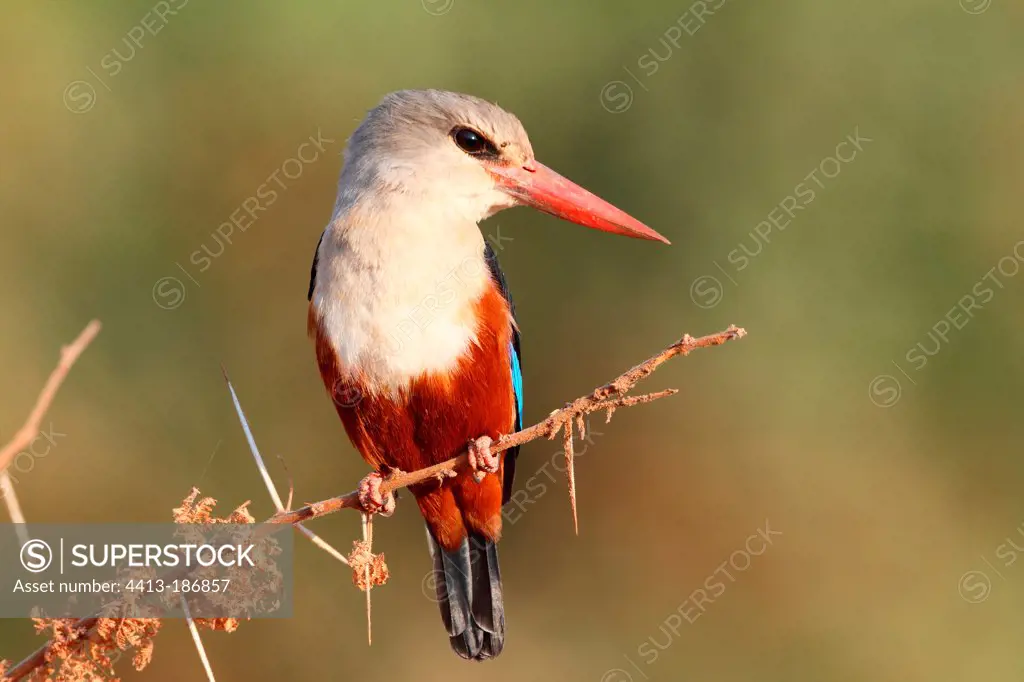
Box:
[0,321,101,476]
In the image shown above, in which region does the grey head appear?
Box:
[334,89,536,223]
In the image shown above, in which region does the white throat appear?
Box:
[311,198,492,395]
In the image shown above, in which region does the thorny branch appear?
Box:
[265,324,746,528]
[1,324,745,682]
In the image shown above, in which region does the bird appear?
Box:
[307,89,668,661]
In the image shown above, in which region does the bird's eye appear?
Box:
[452,127,497,157]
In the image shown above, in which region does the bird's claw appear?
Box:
[468,435,499,483]
[357,472,396,517]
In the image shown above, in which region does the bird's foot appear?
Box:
[467,435,499,483]
[357,472,396,517]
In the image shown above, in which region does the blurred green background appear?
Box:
[2,0,1023,680]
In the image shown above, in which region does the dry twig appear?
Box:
[0,320,101,476]
[0,321,101,549]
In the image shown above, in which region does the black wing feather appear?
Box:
[483,242,522,505]
[307,231,325,301]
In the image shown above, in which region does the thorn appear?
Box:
[295,525,349,565]
[562,422,578,535]
[362,512,373,645]
[182,596,217,682]
[226,374,286,512]
[228,375,350,567]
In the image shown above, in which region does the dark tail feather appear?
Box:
[426,528,505,661]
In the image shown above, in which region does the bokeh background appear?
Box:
[2,1,1023,680]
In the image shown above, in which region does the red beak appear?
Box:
[489,162,670,244]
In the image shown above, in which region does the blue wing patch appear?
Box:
[510,340,524,431]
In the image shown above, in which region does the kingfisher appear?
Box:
[307,90,668,661]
